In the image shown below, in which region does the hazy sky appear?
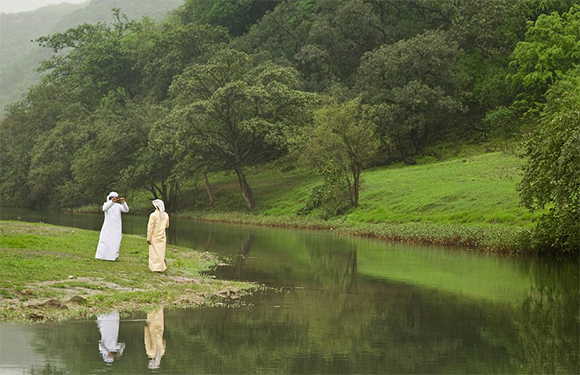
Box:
[0,0,88,14]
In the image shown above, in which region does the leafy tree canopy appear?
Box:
[356,29,465,157]
[36,9,140,110]
[166,49,317,210]
[180,0,281,37]
[509,5,580,113]
[301,98,379,213]
[518,69,580,252]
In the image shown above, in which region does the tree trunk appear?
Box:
[161,179,169,208]
[234,166,257,210]
[346,250,358,289]
[352,166,361,208]
[168,179,178,211]
[149,184,159,199]
[392,132,407,159]
[411,125,429,154]
[203,172,215,206]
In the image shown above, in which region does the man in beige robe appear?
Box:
[147,199,169,272]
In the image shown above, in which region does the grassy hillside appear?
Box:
[180,151,537,226]
[351,152,533,226]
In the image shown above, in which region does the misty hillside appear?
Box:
[0,0,183,116]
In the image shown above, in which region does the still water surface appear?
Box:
[0,208,578,374]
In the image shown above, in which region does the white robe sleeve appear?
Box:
[120,202,129,213]
[102,201,114,211]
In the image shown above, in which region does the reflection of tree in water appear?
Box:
[305,235,358,289]
[165,280,526,373]
[165,235,578,373]
[509,259,579,374]
[28,320,102,375]
[232,232,256,278]
[28,363,66,375]
[304,235,360,331]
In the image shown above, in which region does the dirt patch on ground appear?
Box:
[40,277,142,293]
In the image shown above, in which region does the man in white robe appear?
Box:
[95,192,129,261]
[97,311,125,363]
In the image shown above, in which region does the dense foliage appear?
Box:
[518,70,580,252]
[1,0,578,252]
[301,99,379,215]
[514,6,580,253]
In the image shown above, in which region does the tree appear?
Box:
[449,0,578,136]
[27,116,90,206]
[450,0,528,123]
[180,0,281,37]
[356,29,465,158]
[451,0,528,60]
[508,5,580,113]
[234,1,309,59]
[130,20,230,102]
[308,0,385,85]
[168,49,316,210]
[0,81,74,206]
[68,94,164,206]
[518,70,580,253]
[1,10,180,208]
[301,98,379,213]
[233,1,318,86]
[35,9,139,110]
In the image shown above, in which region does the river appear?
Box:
[0,208,578,374]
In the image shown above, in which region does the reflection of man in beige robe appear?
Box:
[144,308,165,369]
[147,199,169,272]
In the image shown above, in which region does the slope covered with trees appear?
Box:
[0,0,183,116]
[1,0,578,253]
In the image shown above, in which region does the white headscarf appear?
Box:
[152,199,165,216]
[107,192,119,201]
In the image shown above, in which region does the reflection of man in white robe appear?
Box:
[95,192,129,261]
[97,311,125,363]
[144,308,166,369]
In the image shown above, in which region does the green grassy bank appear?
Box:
[0,221,257,323]
[178,151,539,253]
